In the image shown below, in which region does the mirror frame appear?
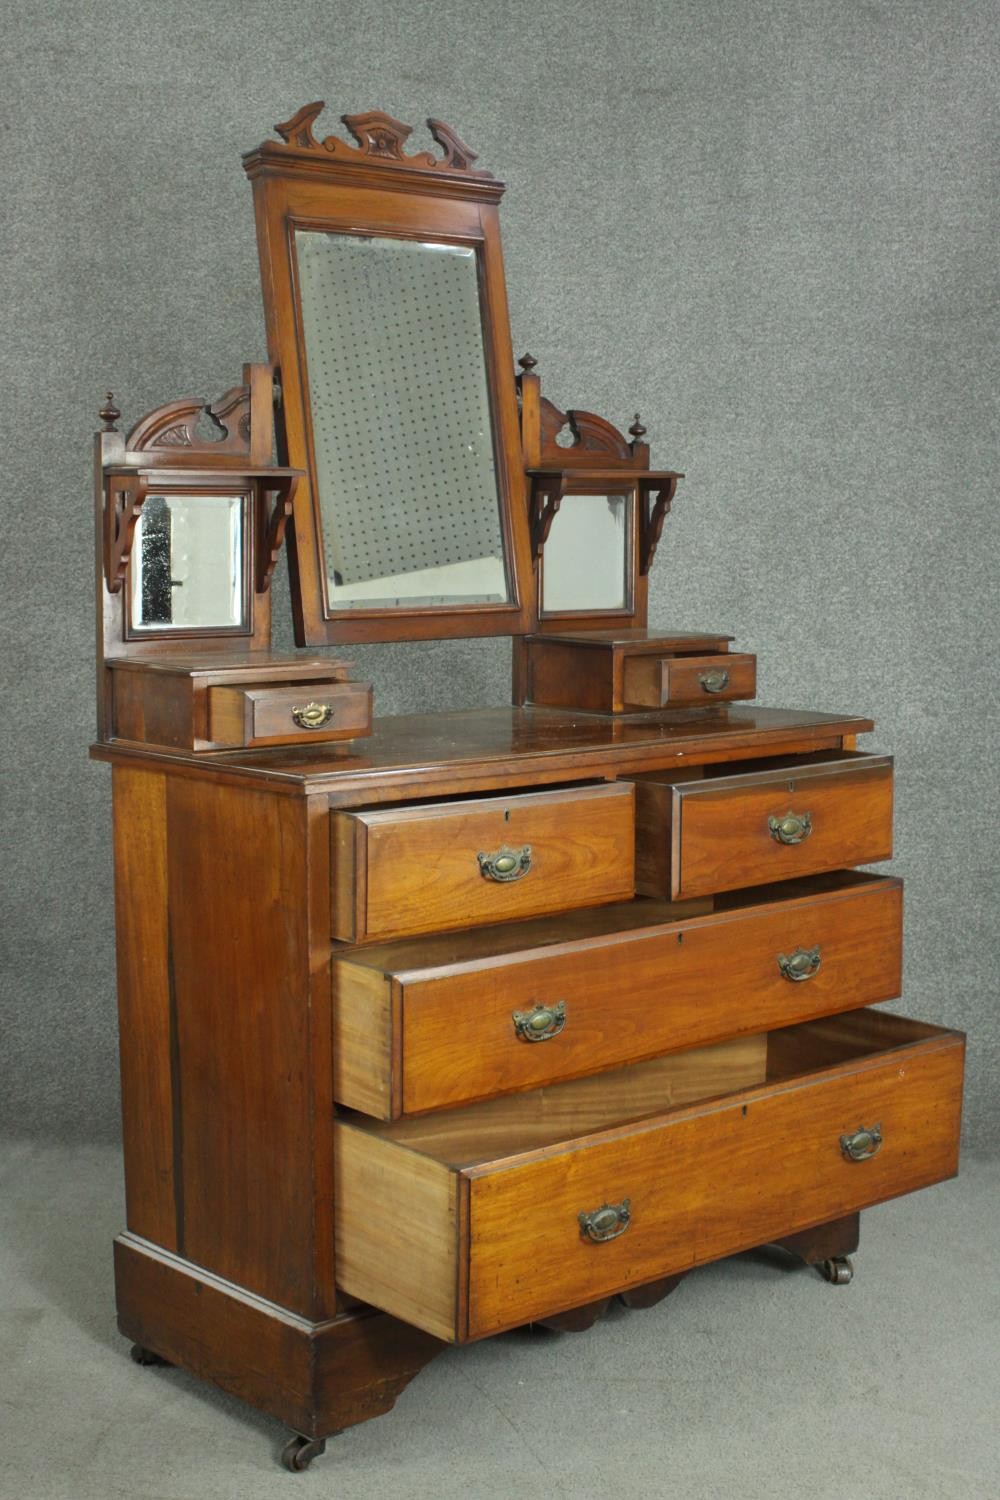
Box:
[244,103,535,644]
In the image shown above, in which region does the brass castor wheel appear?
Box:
[281,1434,328,1472]
[129,1343,171,1366]
[819,1256,854,1285]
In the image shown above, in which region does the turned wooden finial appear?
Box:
[518,353,538,372]
[99,392,121,431]
[628,413,646,440]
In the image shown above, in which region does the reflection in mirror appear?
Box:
[541,493,632,614]
[130,494,246,631]
[294,231,510,610]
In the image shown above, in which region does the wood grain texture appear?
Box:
[332,1012,963,1341]
[635,752,894,900]
[340,1037,768,1166]
[463,1017,963,1338]
[334,1126,459,1340]
[92,704,876,804]
[112,767,176,1248]
[114,1232,444,1439]
[162,777,335,1316]
[332,875,903,1118]
[330,782,635,942]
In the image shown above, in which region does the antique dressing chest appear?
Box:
[91,103,965,1471]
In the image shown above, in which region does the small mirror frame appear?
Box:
[517,362,683,633]
[243,103,535,645]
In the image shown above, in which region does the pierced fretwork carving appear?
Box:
[127,387,252,457]
[271,102,491,178]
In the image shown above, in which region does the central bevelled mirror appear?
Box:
[294,230,509,610]
[245,103,534,644]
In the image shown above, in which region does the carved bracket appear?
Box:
[639,476,678,575]
[103,475,150,595]
[256,476,300,593]
[529,474,567,560]
[272,102,491,178]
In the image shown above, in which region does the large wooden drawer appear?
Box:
[635,751,893,900]
[333,872,903,1118]
[334,1010,964,1342]
[331,782,635,943]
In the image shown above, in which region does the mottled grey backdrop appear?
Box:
[1,0,996,1148]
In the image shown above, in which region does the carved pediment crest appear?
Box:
[271,101,491,178]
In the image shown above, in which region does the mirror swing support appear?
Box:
[91,101,962,1476]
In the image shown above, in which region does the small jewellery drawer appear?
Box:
[635,751,893,900]
[623,652,757,709]
[334,1010,964,1342]
[208,680,372,748]
[333,872,903,1118]
[330,782,635,943]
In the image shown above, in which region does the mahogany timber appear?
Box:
[244,106,536,645]
[108,652,361,752]
[330,782,635,942]
[114,1234,444,1440]
[332,873,903,1117]
[634,751,894,900]
[110,765,337,1317]
[209,680,372,748]
[622,652,757,710]
[516,631,737,714]
[334,1012,964,1341]
[92,703,875,806]
[770,1211,860,1267]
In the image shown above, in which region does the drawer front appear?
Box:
[331,782,635,943]
[208,680,371,747]
[637,754,893,900]
[333,876,903,1118]
[466,1018,962,1337]
[623,652,757,709]
[334,1011,964,1342]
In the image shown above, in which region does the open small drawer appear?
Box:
[634,750,893,900]
[334,1009,964,1342]
[331,781,635,943]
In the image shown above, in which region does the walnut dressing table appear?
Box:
[92,104,964,1472]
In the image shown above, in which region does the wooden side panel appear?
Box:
[525,641,614,712]
[330,812,361,941]
[332,962,395,1117]
[674,761,894,899]
[334,1126,459,1341]
[163,778,333,1316]
[112,767,177,1248]
[465,1031,964,1338]
[338,783,635,943]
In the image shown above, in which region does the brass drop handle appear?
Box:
[777,946,821,982]
[578,1199,631,1243]
[699,668,730,694]
[512,1001,566,1042]
[768,810,813,845]
[291,701,334,730]
[840,1124,883,1162]
[478,845,532,882]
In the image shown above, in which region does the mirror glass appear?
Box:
[541,493,632,613]
[130,494,246,631]
[294,230,510,610]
